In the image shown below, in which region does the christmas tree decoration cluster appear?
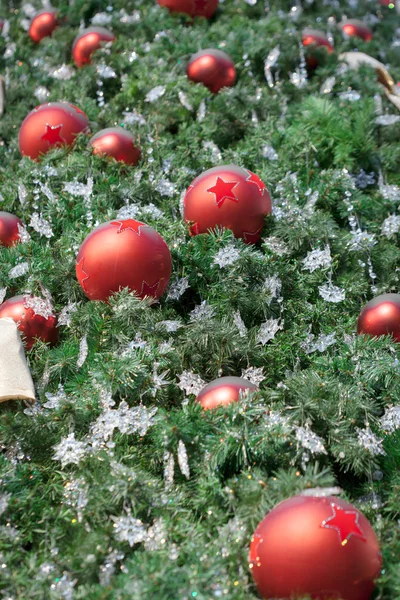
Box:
[0,0,399,598]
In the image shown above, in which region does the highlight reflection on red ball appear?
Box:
[187,49,236,94]
[338,19,372,41]
[157,0,219,19]
[72,27,115,68]
[89,127,141,165]
[29,9,58,43]
[196,376,258,410]
[357,293,400,341]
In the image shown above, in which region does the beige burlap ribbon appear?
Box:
[339,51,400,112]
[0,318,35,403]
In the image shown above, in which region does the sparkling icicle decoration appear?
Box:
[197,99,206,122]
[257,318,282,345]
[295,426,327,454]
[97,78,105,108]
[164,451,175,488]
[9,262,29,278]
[43,384,67,409]
[320,76,336,95]
[264,274,282,302]
[380,406,400,433]
[202,141,222,163]
[261,144,278,161]
[144,518,167,551]
[145,85,166,103]
[301,332,336,354]
[356,428,385,456]
[300,487,343,497]
[99,550,125,586]
[303,246,332,273]
[0,493,11,516]
[0,288,6,304]
[189,301,215,321]
[289,44,308,89]
[177,440,190,479]
[264,46,280,88]
[53,433,88,468]
[233,311,247,338]
[57,302,78,327]
[77,336,88,368]
[178,91,193,111]
[29,212,53,238]
[17,223,31,243]
[63,477,88,522]
[241,366,266,385]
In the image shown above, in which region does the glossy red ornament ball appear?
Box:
[196,376,258,410]
[29,9,58,43]
[187,49,236,94]
[338,19,373,41]
[357,293,400,341]
[302,28,333,68]
[0,212,23,247]
[19,102,89,161]
[249,495,381,600]
[72,27,116,68]
[89,127,141,165]
[183,165,271,243]
[157,0,219,19]
[0,295,58,350]
[76,219,172,303]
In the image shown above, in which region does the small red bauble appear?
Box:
[0,295,58,350]
[186,49,236,94]
[76,219,172,303]
[157,0,219,19]
[302,28,333,68]
[249,495,381,600]
[18,102,89,160]
[357,293,400,341]
[72,27,116,68]
[338,19,373,41]
[89,127,141,165]
[196,376,258,410]
[0,212,23,247]
[183,164,271,243]
[29,9,58,43]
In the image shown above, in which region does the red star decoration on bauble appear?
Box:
[321,504,366,546]
[207,177,239,208]
[141,280,160,298]
[246,170,266,196]
[76,257,90,293]
[243,226,262,244]
[111,220,147,235]
[41,123,64,145]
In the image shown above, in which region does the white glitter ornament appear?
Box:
[302,247,331,272]
[53,433,88,468]
[256,318,282,345]
[112,514,147,547]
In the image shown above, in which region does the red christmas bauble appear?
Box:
[19,102,89,160]
[357,293,400,341]
[187,49,236,94]
[196,376,258,410]
[0,295,58,350]
[72,27,116,68]
[89,127,141,165]
[157,0,219,19]
[249,495,381,600]
[76,219,172,302]
[338,19,373,41]
[29,9,58,43]
[0,212,23,247]
[302,28,333,68]
[183,165,271,243]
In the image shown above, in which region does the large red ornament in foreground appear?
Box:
[0,212,23,247]
[76,219,172,302]
[338,19,373,41]
[196,376,258,410]
[18,102,89,160]
[0,296,58,350]
[72,27,116,68]
[186,49,236,93]
[157,0,219,19]
[29,9,58,43]
[89,127,141,165]
[249,495,381,600]
[183,165,271,243]
[357,293,400,341]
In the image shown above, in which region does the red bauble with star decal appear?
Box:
[249,495,381,600]
[196,376,258,410]
[187,49,236,93]
[18,102,89,160]
[72,27,116,68]
[76,219,172,303]
[29,9,58,43]
[0,295,58,350]
[183,165,271,243]
[89,127,141,165]
[0,212,23,247]
[357,293,400,341]
[338,19,373,41]
[157,0,219,19]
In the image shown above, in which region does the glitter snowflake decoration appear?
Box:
[380,406,400,433]
[302,247,331,272]
[53,433,88,468]
[213,245,241,268]
[256,318,282,345]
[177,371,205,396]
[356,428,385,456]
[295,426,327,454]
[112,514,147,547]
[241,366,266,386]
